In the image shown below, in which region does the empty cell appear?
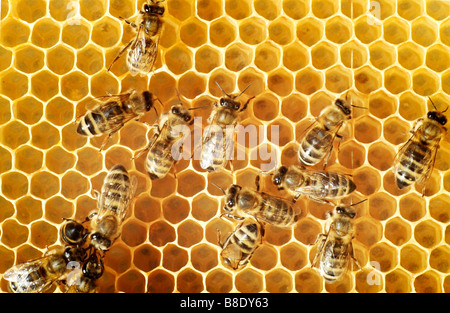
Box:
[0,18,30,47]
[397,42,424,70]
[31,121,59,150]
[296,17,323,47]
[429,246,450,273]
[383,116,411,146]
[235,268,264,293]
[1,171,28,200]
[104,243,132,274]
[168,0,194,21]
[0,46,12,72]
[367,142,395,171]
[369,242,397,272]
[1,219,29,248]
[355,269,384,293]
[177,268,204,293]
[30,220,58,249]
[368,192,396,221]
[269,16,293,45]
[280,242,307,271]
[282,41,309,71]
[178,220,203,248]
[283,0,308,19]
[385,217,411,246]
[237,67,266,97]
[32,19,60,49]
[61,22,90,49]
[225,43,253,72]
[165,44,193,75]
[209,16,237,48]
[429,194,450,223]
[251,92,279,122]
[46,146,76,174]
[411,17,438,47]
[426,44,450,73]
[295,67,323,95]
[325,15,352,44]
[30,171,60,199]
[46,44,75,75]
[31,70,59,102]
[354,65,382,94]
[15,196,42,224]
[44,196,74,224]
[109,0,135,18]
[340,40,368,69]
[117,270,146,293]
[77,44,104,75]
[369,40,395,70]
[133,244,161,272]
[399,193,426,222]
[311,41,338,70]
[162,243,189,272]
[294,217,322,245]
[354,217,383,248]
[385,269,412,293]
[0,146,12,174]
[225,0,251,20]
[415,220,441,249]
[337,140,366,170]
[147,269,175,293]
[398,91,425,121]
[149,220,176,247]
[295,268,322,293]
[254,0,280,20]
[325,65,352,93]
[14,45,44,74]
[13,96,43,125]
[1,69,29,101]
[354,16,381,44]
[206,269,233,293]
[191,243,218,272]
[353,166,381,196]
[162,195,190,224]
[195,45,221,73]
[311,0,337,18]
[178,71,206,99]
[197,0,222,21]
[414,271,442,293]
[15,145,43,174]
[383,17,409,45]
[120,220,147,247]
[427,0,450,20]
[191,193,218,222]
[265,269,293,293]
[80,0,106,21]
[76,147,103,175]
[354,115,381,144]
[255,41,281,72]
[412,68,439,96]
[180,17,207,48]
[397,0,423,20]
[61,71,89,101]
[324,274,353,293]
[281,93,307,123]
[267,119,293,147]
[15,0,46,22]
[176,170,205,198]
[45,97,74,127]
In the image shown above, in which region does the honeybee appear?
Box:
[298,96,353,168]
[66,248,104,293]
[89,164,137,252]
[199,82,254,172]
[272,165,356,203]
[107,0,165,76]
[312,204,361,283]
[60,218,89,246]
[393,98,447,192]
[137,102,194,180]
[218,218,264,270]
[215,176,299,227]
[4,246,85,293]
[76,90,157,151]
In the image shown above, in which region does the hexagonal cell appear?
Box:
[369,242,397,272]
[160,195,189,225]
[0,46,12,73]
[412,68,439,96]
[324,15,352,44]
[30,70,59,102]
[337,140,366,170]
[282,41,309,72]
[352,166,381,196]
[196,0,222,21]
[117,269,146,293]
[398,91,426,122]
[161,243,189,272]
[354,115,382,144]
[383,116,411,146]
[205,269,233,293]
[281,93,307,123]
[15,145,43,174]
[225,0,251,20]
[61,71,89,101]
[340,40,368,69]
[368,192,396,221]
[177,219,203,248]
[180,17,207,48]
[311,41,338,70]
[429,194,450,223]
[324,65,352,94]
[31,121,60,150]
[235,268,264,293]
[268,16,293,45]
[0,69,29,101]
[254,41,281,72]
[282,0,308,19]
[296,17,323,47]
[293,216,322,245]
[0,120,30,150]
[385,268,412,293]
[250,92,278,122]
[295,67,323,95]
[1,219,29,248]
[414,270,442,293]
[44,196,74,224]
[355,268,384,293]
[76,44,104,75]
[385,217,411,246]
[147,269,175,293]
[383,16,409,45]
[14,45,44,74]
[427,0,450,20]
[224,43,253,73]
[191,243,218,272]
[367,142,395,171]
[177,268,204,293]
[30,220,58,249]
[191,193,218,222]
[30,171,60,199]
[15,196,42,224]
[133,243,161,272]
[168,0,194,21]
[46,44,75,75]
[61,22,91,49]
[0,18,30,47]
[104,243,132,274]
[265,268,293,293]
[165,44,193,75]
[415,220,442,249]
[209,16,237,47]
[195,45,221,73]
[45,146,76,175]
[368,40,395,70]
[398,194,425,223]
[354,65,382,94]
[15,0,46,22]
[13,96,43,126]
[411,16,438,47]
[45,97,74,127]
[294,268,322,293]
[1,171,28,200]
[31,18,60,49]
[149,220,176,247]
[267,118,294,147]
[354,217,382,248]
[397,0,424,20]
[354,15,381,44]
[386,66,412,95]
[397,42,424,71]
[178,71,207,100]
[0,146,12,175]
[429,245,450,273]
[280,241,307,271]
[425,44,450,73]
[268,68,293,97]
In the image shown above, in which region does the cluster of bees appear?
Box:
[4,0,448,292]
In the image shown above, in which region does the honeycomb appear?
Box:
[1,0,450,294]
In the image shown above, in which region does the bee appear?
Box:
[89,164,137,252]
[298,96,353,168]
[199,82,254,172]
[312,204,361,283]
[76,90,157,151]
[4,246,85,293]
[393,98,447,192]
[214,176,299,227]
[66,248,104,293]
[218,218,264,270]
[107,0,165,76]
[272,165,356,203]
[137,102,194,180]
[60,218,89,246]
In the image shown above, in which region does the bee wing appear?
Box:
[416,140,440,186]
[129,30,159,74]
[3,261,52,293]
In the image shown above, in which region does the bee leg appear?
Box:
[119,16,138,29]
[107,40,133,72]
[349,241,361,271]
[255,175,261,192]
[292,193,301,203]
[239,96,255,112]
[217,229,223,248]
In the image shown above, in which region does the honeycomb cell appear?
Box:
[414,271,442,293]
[265,268,293,293]
[75,147,103,176]
[14,45,45,74]
[294,216,322,245]
[282,41,309,72]
[149,220,176,247]
[296,17,323,47]
[324,274,353,293]
[383,16,409,45]
[76,44,104,75]
[13,96,43,126]
[31,121,60,150]
[30,221,58,249]
[295,67,323,95]
[30,70,59,102]
[386,66,412,95]
[15,0,46,22]
[0,46,11,73]
[443,70,450,95]
[0,195,14,223]
[426,44,450,73]
[191,193,218,222]
[354,217,383,248]
[117,269,146,293]
[369,242,397,272]
[398,91,426,121]
[411,16,438,47]
[104,243,132,274]
[0,146,12,175]
[0,69,29,101]
[180,17,207,48]
[46,146,76,175]
[354,15,381,44]
[224,43,253,73]
[325,65,352,93]
[367,142,395,171]
[440,19,450,47]
[165,44,193,75]
[353,166,381,196]
[250,244,278,271]
[412,68,440,96]
[30,171,60,199]
[1,219,29,248]
[44,196,74,224]
[355,269,383,293]
[427,0,450,20]
[15,196,42,224]
[250,92,278,122]
[268,16,293,45]
[61,71,90,101]
[397,42,424,71]
[162,196,190,225]
[31,18,60,49]
[209,16,237,48]
[0,120,29,150]
[354,115,381,144]
[177,219,203,248]
[399,194,425,223]
[326,15,353,44]
[281,93,307,123]
[196,0,222,21]
[45,97,74,127]
[46,44,75,75]
[195,45,221,74]
[235,268,264,293]
[80,0,106,21]
[383,116,411,146]
[266,68,293,97]
[385,269,412,293]
[168,0,194,21]
[282,0,308,19]
[267,118,293,147]
[255,42,281,73]
[0,18,30,47]
[205,269,233,293]
[385,217,411,246]
[191,243,218,272]
[61,22,90,49]
[340,40,368,69]
[311,41,338,70]
[337,140,366,170]
[368,192,396,221]
[162,243,189,272]
[429,195,450,223]
[177,268,204,293]
[1,171,28,200]
[61,171,89,199]
[397,0,424,21]
[225,0,251,20]
[280,242,307,271]
[415,220,442,249]
[354,65,382,94]
[15,145,43,174]
[147,269,175,293]
[429,246,450,273]
[178,71,207,100]
[133,244,161,272]
[294,268,322,293]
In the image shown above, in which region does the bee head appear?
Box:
[143,1,165,15]
[171,104,192,123]
[90,232,112,252]
[224,184,242,212]
[273,166,288,186]
[335,98,351,116]
[63,246,85,264]
[219,97,241,111]
[427,111,448,126]
[335,206,356,219]
[83,251,104,280]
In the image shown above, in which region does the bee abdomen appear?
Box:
[299,127,331,166]
[77,112,105,136]
[315,172,356,198]
[145,141,174,180]
[395,143,430,189]
[259,199,297,226]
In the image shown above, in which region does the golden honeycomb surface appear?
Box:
[0,0,450,293]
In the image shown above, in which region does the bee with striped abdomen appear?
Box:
[108,0,165,76]
[312,204,361,283]
[76,90,157,151]
[393,98,447,193]
[89,164,137,252]
[272,165,356,203]
[60,218,89,247]
[218,218,264,270]
[200,82,254,172]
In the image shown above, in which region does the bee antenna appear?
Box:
[235,83,253,99]
[351,104,368,109]
[257,171,273,176]
[350,198,368,207]
[428,96,438,111]
[210,182,226,195]
[215,81,232,98]
[188,104,210,111]
[174,88,184,105]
